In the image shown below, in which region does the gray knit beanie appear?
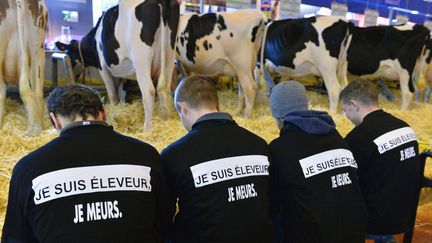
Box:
[270,81,308,118]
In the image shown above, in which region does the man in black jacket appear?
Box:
[2,85,171,243]
[269,80,367,243]
[341,79,420,243]
[161,76,274,243]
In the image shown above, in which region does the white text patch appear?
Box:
[32,164,152,205]
[373,127,417,154]
[299,149,357,178]
[190,155,269,188]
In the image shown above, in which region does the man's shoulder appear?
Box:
[236,125,268,144]
[13,137,63,175]
[114,132,159,155]
[269,135,285,150]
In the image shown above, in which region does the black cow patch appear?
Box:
[209,43,212,49]
[101,6,120,67]
[264,17,319,69]
[157,0,180,48]
[203,40,209,50]
[230,32,234,37]
[167,0,180,49]
[176,46,180,55]
[347,25,430,92]
[180,36,185,46]
[217,15,227,31]
[181,13,219,63]
[322,20,352,58]
[216,35,221,40]
[251,20,262,43]
[135,0,161,47]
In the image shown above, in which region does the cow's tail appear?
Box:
[257,21,271,92]
[336,22,354,89]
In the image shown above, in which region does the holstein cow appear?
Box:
[259,16,352,112]
[0,0,47,133]
[346,24,431,110]
[56,0,179,130]
[175,9,267,116]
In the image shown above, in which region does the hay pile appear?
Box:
[0,88,431,236]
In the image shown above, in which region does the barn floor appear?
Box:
[0,87,431,241]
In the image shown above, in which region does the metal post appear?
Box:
[388,7,394,25]
[200,0,204,13]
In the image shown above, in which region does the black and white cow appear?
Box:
[56,0,179,130]
[346,24,431,109]
[259,16,352,112]
[175,9,267,116]
[0,0,47,133]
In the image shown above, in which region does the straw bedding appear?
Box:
[0,84,431,236]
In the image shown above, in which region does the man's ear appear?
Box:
[350,99,361,112]
[49,112,62,130]
[99,107,107,121]
[176,101,188,115]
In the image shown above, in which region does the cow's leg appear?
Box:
[116,78,127,103]
[18,50,44,134]
[99,68,118,104]
[0,77,5,128]
[236,82,245,115]
[29,39,46,132]
[138,77,155,131]
[237,71,257,118]
[157,58,175,120]
[400,72,413,110]
[320,71,341,112]
[425,86,432,103]
[134,56,155,131]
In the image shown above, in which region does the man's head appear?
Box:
[269,80,309,129]
[174,76,219,131]
[340,79,380,126]
[47,84,106,131]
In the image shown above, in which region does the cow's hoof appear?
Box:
[158,106,173,120]
[143,123,153,133]
[26,126,42,136]
[242,111,252,119]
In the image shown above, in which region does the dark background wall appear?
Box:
[46,0,94,44]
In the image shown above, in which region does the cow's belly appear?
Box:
[108,58,136,79]
[266,59,320,77]
[107,57,161,81]
[349,59,401,81]
[182,58,236,77]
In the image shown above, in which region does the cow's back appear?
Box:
[176,9,266,75]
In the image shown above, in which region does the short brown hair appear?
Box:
[175,76,219,110]
[340,79,379,106]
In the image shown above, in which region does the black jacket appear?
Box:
[345,109,420,234]
[161,113,275,243]
[269,110,367,243]
[2,122,170,243]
